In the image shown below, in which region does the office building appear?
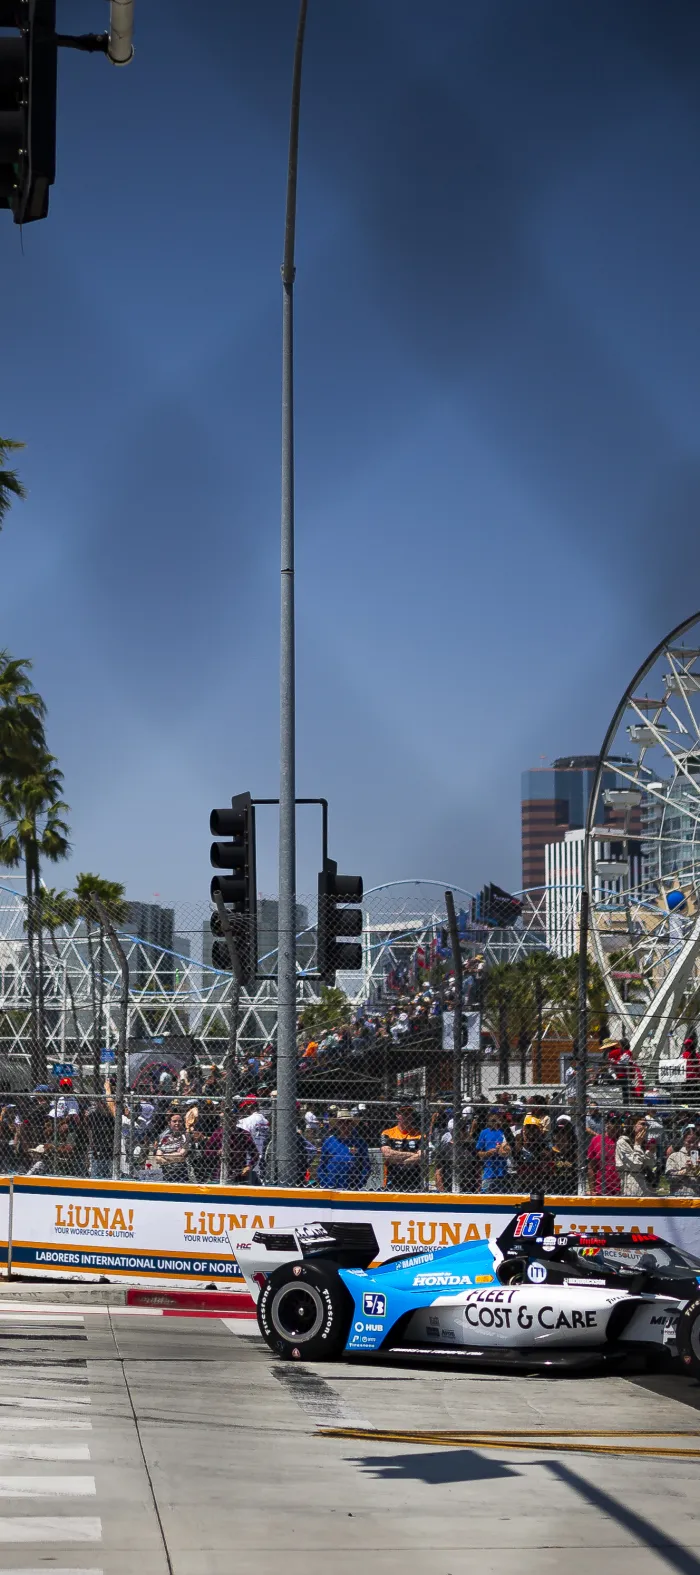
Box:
[521,755,635,891]
[125,902,175,991]
[545,827,644,957]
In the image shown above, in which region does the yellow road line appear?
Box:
[319,1426,700,1459]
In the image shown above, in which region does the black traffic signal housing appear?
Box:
[317,858,363,984]
[0,0,57,223]
[210,792,257,987]
[476,882,523,928]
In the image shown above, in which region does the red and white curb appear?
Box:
[0,1297,256,1321]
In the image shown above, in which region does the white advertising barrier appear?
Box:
[7,1176,700,1283]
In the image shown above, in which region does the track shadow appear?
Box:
[349,1449,520,1485]
[546,1462,700,1575]
[625,1370,700,1413]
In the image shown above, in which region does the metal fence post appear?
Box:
[576,888,589,1195]
[92,899,129,1182]
[213,894,244,1186]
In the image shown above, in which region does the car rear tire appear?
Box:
[498,1257,527,1285]
[256,1260,353,1360]
[676,1296,700,1377]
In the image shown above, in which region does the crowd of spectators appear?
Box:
[0,1069,275,1185]
[297,967,485,1074]
[0,1046,698,1196]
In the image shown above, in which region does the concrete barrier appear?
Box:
[1,1175,698,1285]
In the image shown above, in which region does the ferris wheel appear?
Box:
[586,612,700,1068]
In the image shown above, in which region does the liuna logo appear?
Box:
[362,1292,386,1317]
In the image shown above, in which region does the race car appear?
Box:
[244,1198,700,1374]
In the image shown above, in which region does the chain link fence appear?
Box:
[0,1088,698,1199]
[0,880,697,1196]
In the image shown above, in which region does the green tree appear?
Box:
[483,962,519,1084]
[36,887,81,1064]
[0,438,25,531]
[298,986,351,1043]
[0,651,46,782]
[550,953,610,1044]
[0,756,70,1083]
[516,952,562,1083]
[73,874,127,1086]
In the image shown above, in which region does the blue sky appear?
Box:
[2,0,700,908]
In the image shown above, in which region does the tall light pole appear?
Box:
[277,0,308,1185]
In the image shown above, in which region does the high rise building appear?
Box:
[125,902,175,991]
[521,755,634,891]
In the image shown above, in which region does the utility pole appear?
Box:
[277,0,308,1186]
[575,889,589,1194]
[445,891,463,1194]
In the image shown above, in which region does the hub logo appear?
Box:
[362,1292,386,1317]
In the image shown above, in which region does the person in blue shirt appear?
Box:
[317,1109,370,1191]
[475,1108,511,1193]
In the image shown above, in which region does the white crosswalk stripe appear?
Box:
[0,1443,91,1460]
[0,1366,88,1381]
[0,1415,92,1429]
[0,1311,103,1557]
[0,1313,85,1323]
[0,1393,91,1409]
[0,1476,96,1497]
[0,1516,102,1541]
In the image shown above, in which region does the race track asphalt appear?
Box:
[0,1301,697,1573]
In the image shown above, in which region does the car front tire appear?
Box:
[256,1260,352,1360]
[676,1296,700,1377]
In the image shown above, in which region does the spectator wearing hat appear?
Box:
[317,1109,370,1191]
[551,1115,577,1194]
[615,1117,657,1197]
[49,1078,80,1121]
[666,1124,700,1196]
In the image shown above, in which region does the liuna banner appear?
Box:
[7,1176,700,1284]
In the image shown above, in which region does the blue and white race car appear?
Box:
[247,1198,700,1375]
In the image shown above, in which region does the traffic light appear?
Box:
[476,882,523,928]
[209,791,257,987]
[0,0,57,223]
[317,858,363,984]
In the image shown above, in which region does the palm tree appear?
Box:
[36,887,81,1065]
[517,952,562,1083]
[484,962,519,1084]
[0,756,70,1084]
[0,651,46,781]
[74,875,127,1086]
[0,438,25,531]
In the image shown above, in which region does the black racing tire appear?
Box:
[497,1257,528,1285]
[676,1296,700,1378]
[256,1260,353,1361]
